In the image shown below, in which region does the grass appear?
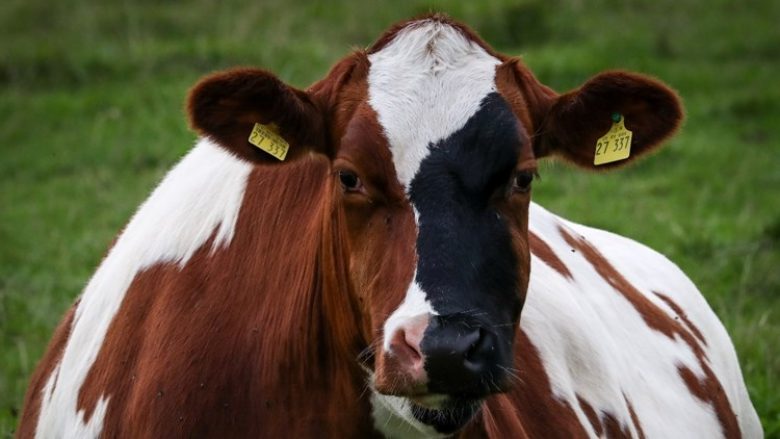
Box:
[1,0,778,436]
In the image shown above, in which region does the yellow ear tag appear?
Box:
[594,113,633,165]
[248,123,289,161]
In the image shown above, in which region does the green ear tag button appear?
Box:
[248,123,289,161]
[594,114,632,165]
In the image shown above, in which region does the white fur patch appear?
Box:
[382,275,437,352]
[523,202,762,438]
[35,139,253,438]
[367,19,501,190]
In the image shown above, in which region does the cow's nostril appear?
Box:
[464,328,490,367]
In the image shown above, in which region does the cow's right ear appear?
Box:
[187,68,325,163]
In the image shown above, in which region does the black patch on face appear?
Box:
[409,92,523,396]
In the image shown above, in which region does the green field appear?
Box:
[1,0,778,436]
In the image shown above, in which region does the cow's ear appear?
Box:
[503,60,684,169]
[187,68,325,163]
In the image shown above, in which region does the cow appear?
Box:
[17,14,761,439]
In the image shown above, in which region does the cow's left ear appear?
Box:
[503,60,684,169]
[539,71,683,169]
[187,68,326,163]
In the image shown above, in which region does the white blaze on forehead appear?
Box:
[367,20,502,190]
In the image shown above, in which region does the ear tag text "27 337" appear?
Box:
[594,113,632,165]
[248,123,289,161]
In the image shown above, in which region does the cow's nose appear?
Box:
[421,314,500,396]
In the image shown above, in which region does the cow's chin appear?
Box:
[371,370,484,435]
[408,395,482,434]
[371,349,494,433]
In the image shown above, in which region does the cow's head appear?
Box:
[187,16,682,435]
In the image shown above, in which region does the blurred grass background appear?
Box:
[1,0,778,436]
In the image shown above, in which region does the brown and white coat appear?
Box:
[17,15,761,439]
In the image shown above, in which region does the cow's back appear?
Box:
[498,202,762,438]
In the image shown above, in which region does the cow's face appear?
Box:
[187,16,682,435]
[335,23,535,433]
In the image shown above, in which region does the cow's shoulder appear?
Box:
[518,202,761,438]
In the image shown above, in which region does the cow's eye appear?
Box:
[512,171,534,193]
[338,170,362,192]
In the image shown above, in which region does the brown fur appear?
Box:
[602,411,632,438]
[529,230,573,280]
[678,363,742,439]
[625,395,647,439]
[574,393,645,439]
[654,290,708,345]
[577,395,604,436]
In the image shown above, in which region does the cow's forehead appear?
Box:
[366,20,502,190]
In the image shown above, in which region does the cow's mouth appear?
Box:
[409,396,482,434]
